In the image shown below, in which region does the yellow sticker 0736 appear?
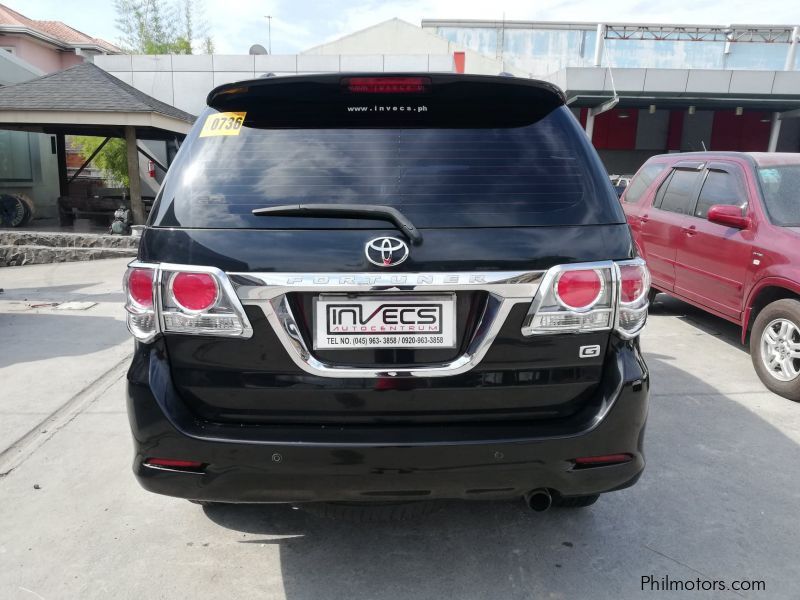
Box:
[199,112,246,137]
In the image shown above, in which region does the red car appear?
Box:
[622,152,800,401]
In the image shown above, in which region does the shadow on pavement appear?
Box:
[650,293,747,353]
[0,282,124,304]
[199,354,800,599]
[0,312,129,368]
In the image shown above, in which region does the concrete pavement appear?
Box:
[0,261,798,599]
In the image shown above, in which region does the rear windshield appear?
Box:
[152,82,622,230]
[758,166,800,227]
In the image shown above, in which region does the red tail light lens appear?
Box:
[127,268,154,308]
[555,269,603,310]
[344,76,430,93]
[619,264,647,304]
[170,272,219,312]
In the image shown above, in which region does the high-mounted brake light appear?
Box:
[344,76,430,94]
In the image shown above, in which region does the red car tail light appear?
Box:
[555,269,603,311]
[127,268,154,308]
[344,76,430,94]
[521,259,650,338]
[619,263,648,304]
[616,259,651,338]
[124,266,157,341]
[122,263,253,341]
[170,272,219,312]
[522,263,615,335]
[159,267,252,337]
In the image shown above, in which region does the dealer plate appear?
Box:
[314,294,457,350]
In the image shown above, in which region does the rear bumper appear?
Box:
[126,340,648,503]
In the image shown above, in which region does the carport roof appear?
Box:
[0,62,195,137]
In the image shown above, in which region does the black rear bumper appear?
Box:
[126,339,648,503]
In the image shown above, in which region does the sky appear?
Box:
[9,0,800,55]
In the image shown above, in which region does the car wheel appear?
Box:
[552,494,600,508]
[750,299,800,402]
[302,500,440,522]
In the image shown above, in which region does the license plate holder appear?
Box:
[313,294,457,350]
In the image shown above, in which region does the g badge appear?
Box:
[579,345,601,359]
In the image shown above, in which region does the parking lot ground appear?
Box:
[1,261,799,599]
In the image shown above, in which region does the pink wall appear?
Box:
[0,34,83,73]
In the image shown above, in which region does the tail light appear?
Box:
[170,272,219,312]
[123,262,252,341]
[616,261,650,337]
[124,267,157,341]
[522,259,649,339]
[555,269,604,311]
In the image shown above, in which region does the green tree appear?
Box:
[72,137,129,187]
[75,2,213,186]
[114,0,212,55]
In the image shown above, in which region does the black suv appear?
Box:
[124,74,650,513]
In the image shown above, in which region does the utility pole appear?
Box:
[265,15,272,54]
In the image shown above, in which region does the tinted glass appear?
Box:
[657,169,700,215]
[695,170,745,219]
[152,105,622,230]
[758,166,800,226]
[623,164,665,204]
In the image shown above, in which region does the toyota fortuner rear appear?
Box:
[124,73,650,512]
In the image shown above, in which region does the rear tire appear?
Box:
[552,494,599,508]
[302,500,439,522]
[750,299,800,402]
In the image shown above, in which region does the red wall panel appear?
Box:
[666,110,684,151]
[710,110,771,151]
[592,108,638,150]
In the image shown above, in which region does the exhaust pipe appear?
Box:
[524,488,552,512]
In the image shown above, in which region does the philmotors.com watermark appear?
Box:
[641,574,766,593]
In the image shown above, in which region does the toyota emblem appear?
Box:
[365,237,409,267]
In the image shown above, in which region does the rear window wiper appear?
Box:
[252,204,423,245]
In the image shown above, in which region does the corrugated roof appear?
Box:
[0,3,120,53]
[0,62,194,123]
